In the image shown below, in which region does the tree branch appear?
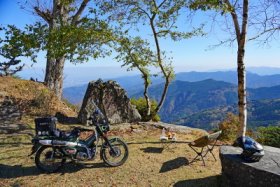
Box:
[248,26,280,41]
[71,0,90,25]
[224,0,241,42]
[240,0,249,46]
[34,6,52,24]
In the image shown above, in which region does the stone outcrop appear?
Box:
[220,145,280,187]
[108,122,207,134]
[78,79,141,125]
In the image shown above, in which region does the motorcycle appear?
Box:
[30,109,129,172]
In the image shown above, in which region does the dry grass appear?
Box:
[0,77,221,186]
[0,76,77,117]
[0,126,221,187]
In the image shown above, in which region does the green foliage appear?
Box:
[188,0,232,12]
[257,126,280,148]
[0,25,40,76]
[115,36,154,79]
[131,97,160,122]
[45,20,113,63]
[11,74,22,79]
[218,113,240,142]
[11,1,114,65]
[100,0,205,116]
[22,21,113,65]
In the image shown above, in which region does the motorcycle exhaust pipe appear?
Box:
[39,140,81,147]
[39,140,92,159]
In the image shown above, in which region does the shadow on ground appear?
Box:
[173,175,220,187]
[140,147,164,153]
[0,123,33,135]
[0,162,107,179]
[160,157,189,173]
[55,112,79,125]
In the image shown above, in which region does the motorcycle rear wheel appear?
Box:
[101,138,128,167]
[35,146,66,172]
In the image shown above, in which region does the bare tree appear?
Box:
[189,0,280,137]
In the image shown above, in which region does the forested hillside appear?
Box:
[175,99,280,130]
[63,71,280,104]
[63,77,280,130]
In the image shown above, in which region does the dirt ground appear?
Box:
[0,125,221,187]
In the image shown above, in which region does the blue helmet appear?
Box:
[235,136,265,162]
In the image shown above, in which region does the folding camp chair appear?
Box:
[188,131,222,166]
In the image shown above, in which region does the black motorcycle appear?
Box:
[30,109,129,172]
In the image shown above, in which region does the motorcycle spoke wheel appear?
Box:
[101,138,128,167]
[35,146,65,173]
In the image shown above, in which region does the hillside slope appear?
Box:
[0,77,77,122]
[145,79,237,122]
[133,79,280,121]
[176,99,280,130]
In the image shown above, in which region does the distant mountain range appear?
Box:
[176,71,280,88]
[132,79,280,125]
[62,70,280,130]
[63,71,280,104]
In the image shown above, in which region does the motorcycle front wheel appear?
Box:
[101,138,129,167]
[35,146,66,172]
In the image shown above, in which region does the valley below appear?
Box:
[63,70,280,130]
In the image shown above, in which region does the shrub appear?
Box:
[131,97,160,122]
[218,113,259,143]
[218,113,240,142]
[30,88,55,115]
[257,126,280,148]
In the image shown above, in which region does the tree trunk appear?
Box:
[237,47,247,137]
[226,0,248,138]
[44,55,65,100]
[143,78,151,117]
[155,76,170,114]
[33,0,90,100]
[150,18,172,119]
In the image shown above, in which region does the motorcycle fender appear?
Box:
[29,143,42,156]
[101,137,119,148]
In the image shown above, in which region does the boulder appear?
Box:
[220,145,280,187]
[78,79,141,125]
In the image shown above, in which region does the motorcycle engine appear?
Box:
[76,152,88,160]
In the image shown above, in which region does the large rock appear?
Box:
[220,145,280,187]
[78,79,141,125]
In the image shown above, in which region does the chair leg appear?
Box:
[189,154,200,164]
[207,145,216,161]
[200,154,206,166]
[206,144,217,161]
[161,140,175,151]
[189,146,206,166]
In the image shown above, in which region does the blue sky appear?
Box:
[0,0,279,76]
